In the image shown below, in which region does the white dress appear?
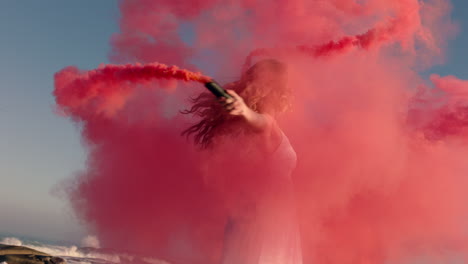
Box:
[220,131,303,264]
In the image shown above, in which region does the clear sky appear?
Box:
[0,1,118,243]
[0,0,468,244]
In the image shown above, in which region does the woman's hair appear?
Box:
[181,59,291,148]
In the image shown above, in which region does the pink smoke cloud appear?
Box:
[54,0,468,263]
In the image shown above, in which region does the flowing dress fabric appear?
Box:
[221,131,303,264]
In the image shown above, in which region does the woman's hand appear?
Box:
[219,90,251,117]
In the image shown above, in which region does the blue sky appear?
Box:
[0,0,467,244]
[0,1,118,243]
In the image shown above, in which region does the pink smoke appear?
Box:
[54,63,209,115]
[54,0,468,263]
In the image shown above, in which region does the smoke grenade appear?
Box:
[204,81,233,99]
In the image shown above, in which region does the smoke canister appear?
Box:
[204,81,233,99]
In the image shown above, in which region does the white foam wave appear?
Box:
[81,235,100,248]
[0,237,22,246]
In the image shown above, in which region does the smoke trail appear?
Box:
[243,1,436,72]
[54,63,210,116]
[409,74,468,140]
[54,0,468,263]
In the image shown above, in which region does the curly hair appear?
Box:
[181,59,291,148]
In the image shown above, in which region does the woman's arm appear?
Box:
[243,107,274,132]
[220,89,272,131]
[220,90,282,151]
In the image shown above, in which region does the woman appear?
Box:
[183,59,302,264]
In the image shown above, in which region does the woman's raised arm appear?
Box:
[220,89,283,151]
